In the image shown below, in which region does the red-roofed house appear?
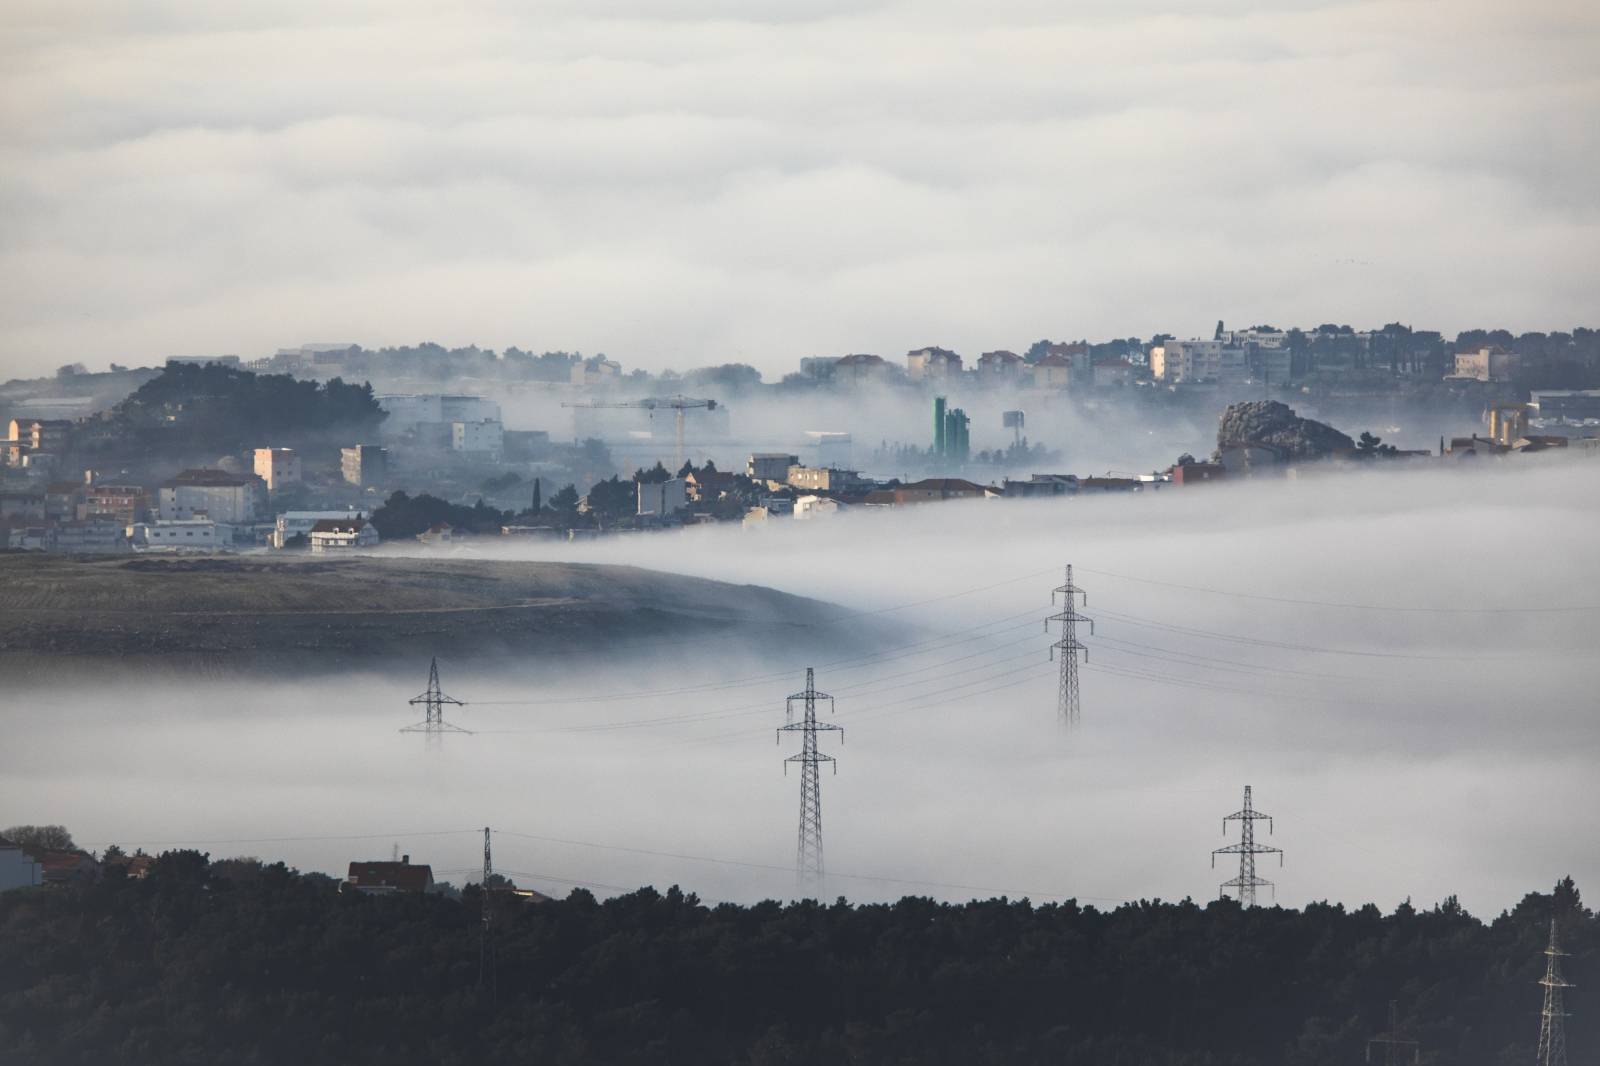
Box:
[344,857,435,895]
[890,478,994,504]
[976,350,1025,382]
[1092,357,1134,388]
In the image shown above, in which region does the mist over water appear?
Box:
[6,456,1597,916]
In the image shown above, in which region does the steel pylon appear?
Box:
[1046,564,1093,726]
[1212,785,1282,906]
[778,667,842,893]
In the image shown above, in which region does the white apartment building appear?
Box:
[131,519,230,550]
[1150,340,1224,384]
[378,394,502,433]
[452,419,504,456]
[252,447,301,491]
[158,470,266,523]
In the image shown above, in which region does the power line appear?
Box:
[1078,566,1600,614]
[469,606,1046,708]
[1092,607,1507,662]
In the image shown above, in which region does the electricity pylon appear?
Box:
[478,826,497,1002]
[400,657,470,748]
[1366,1000,1419,1065]
[1212,785,1282,906]
[778,667,842,894]
[1046,565,1093,726]
[1536,917,1574,1066]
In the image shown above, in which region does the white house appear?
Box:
[0,836,42,892]
[793,495,845,520]
[309,517,380,552]
[905,347,963,381]
[274,510,369,548]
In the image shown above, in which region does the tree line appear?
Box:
[0,843,1589,1066]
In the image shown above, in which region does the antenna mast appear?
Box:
[479,826,497,1002]
[1536,918,1574,1066]
[778,667,842,894]
[1365,1000,1419,1065]
[400,657,470,748]
[1046,564,1093,726]
[1212,785,1282,907]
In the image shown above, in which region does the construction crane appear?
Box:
[560,394,718,470]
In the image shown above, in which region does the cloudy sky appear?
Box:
[2,0,1596,377]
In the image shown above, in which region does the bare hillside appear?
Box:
[0,554,889,679]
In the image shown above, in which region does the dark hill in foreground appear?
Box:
[0,853,1590,1066]
[0,555,887,679]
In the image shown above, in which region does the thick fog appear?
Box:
[6,456,1596,915]
[495,381,1228,479]
[3,0,1597,373]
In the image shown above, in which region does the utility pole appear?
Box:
[1366,1000,1419,1065]
[479,826,497,1002]
[1046,565,1093,726]
[1536,918,1574,1066]
[778,668,842,894]
[1212,785,1282,907]
[400,657,470,748]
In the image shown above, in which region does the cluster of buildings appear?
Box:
[0,454,380,554]
[0,835,152,892]
[800,342,1140,393]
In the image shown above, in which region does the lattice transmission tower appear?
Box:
[400,657,470,748]
[1536,917,1574,1066]
[1046,565,1093,726]
[1366,1000,1419,1065]
[778,667,842,893]
[1212,785,1282,906]
[479,826,497,1002]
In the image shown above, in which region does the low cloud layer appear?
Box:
[8,459,1597,913]
[2,0,1597,374]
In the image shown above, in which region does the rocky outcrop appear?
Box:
[1214,401,1353,460]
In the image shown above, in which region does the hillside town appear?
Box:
[2,326,1598,554]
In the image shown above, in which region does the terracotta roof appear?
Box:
[1035,354,1070,367]
[901,478,989,493]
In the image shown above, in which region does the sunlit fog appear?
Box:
[11,456,1595,917]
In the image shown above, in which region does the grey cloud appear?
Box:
[0,0,1596,373]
